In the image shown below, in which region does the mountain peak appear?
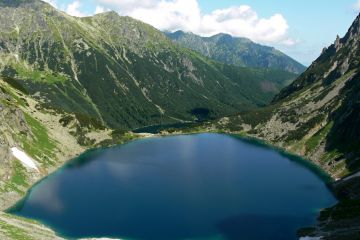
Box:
[340,14,360,43]
[352,12,360,30]
[210,33,254,45]
[213,33,231,37]
[275,12,360,102]
[94,10,118,18]
[173,30,185,34]
[211,33,233,41]
[92,11,145,26]
[346,13,360,36]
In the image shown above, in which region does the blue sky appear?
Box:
[45,0,360,66]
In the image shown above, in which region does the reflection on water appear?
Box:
[10,134,337,240]
[217,214,313,240]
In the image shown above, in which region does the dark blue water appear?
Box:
[9,134,337,240]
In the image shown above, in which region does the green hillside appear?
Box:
[0,0,297,130]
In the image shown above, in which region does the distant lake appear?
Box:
[9,134,337,240]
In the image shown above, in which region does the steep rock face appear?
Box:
[262,14,360,177]
[166,30,306,74]
[0,0,296,129]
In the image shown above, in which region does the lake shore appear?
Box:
[7,134,338,240]
[0,124,344,240]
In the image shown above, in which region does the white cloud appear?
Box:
[94,5,110,15]
[201,6,293,45]
[43,0,295,46]
[43,0,88,17]
[95,0,295,46]
[354,0,360,11]
[97,0,158,11]
[128,0,201,33]
[66,1,86,17]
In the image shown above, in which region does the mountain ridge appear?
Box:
[0,0,297,129]
[165,30,306,74]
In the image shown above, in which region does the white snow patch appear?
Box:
[11,147,39,172]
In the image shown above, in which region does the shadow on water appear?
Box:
[6,149,106,215]
[229,134,335,184]
[64,148,105,169]
[216,214,312,240]
[132,122,198,134]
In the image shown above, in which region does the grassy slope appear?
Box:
[0,1,297,130]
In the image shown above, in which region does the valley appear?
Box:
[0,0,359,240]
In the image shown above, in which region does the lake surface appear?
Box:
[9,134,337,240]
